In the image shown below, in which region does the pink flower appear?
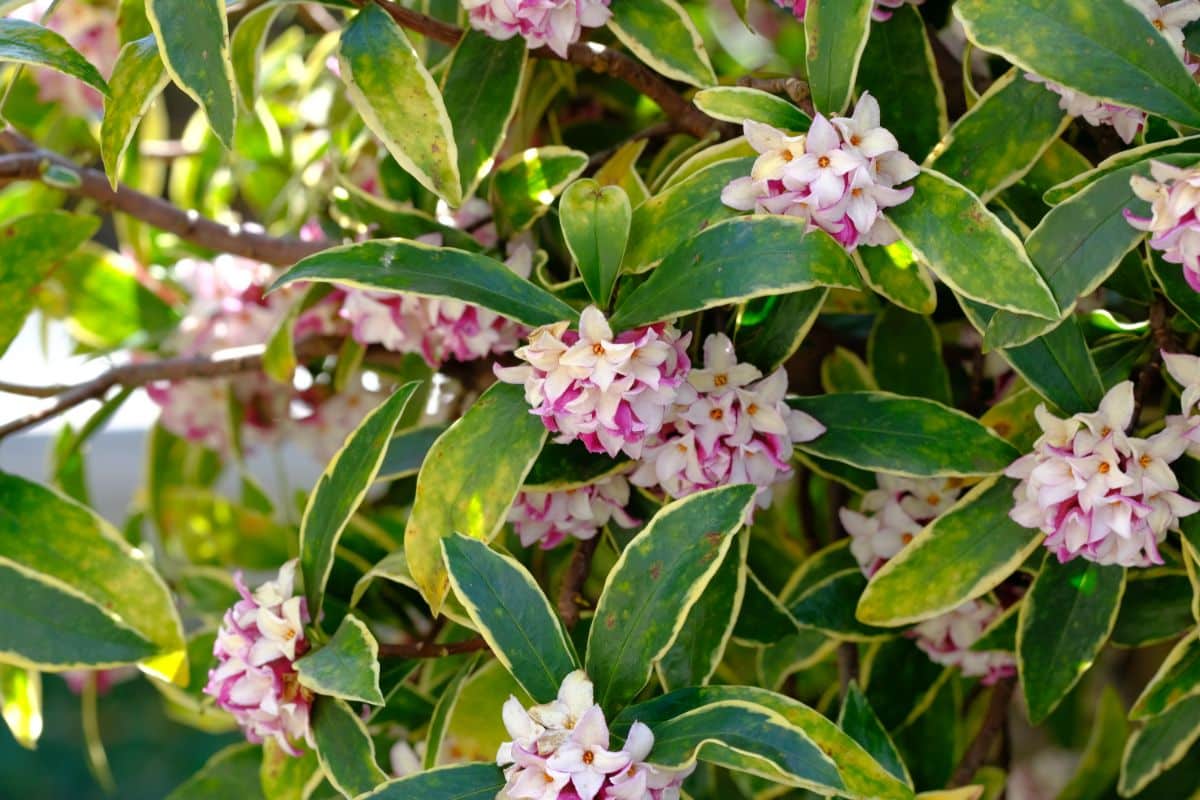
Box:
[204,561,314,757]
[722,93,917,251]
[910,600,1016,685]
[771,0,923,22]
[840,475,965,576]
[496,671,691,800]
[1126,160,1200,293]
[630,334,824,520]
[462,0,612,58]
[1025,75,1145,144]
[496,306,691,459]
[11,0,119,115]
[1005,382,1200,568]
[508,475,640,549]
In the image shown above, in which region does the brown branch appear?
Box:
[358,0,717,139]
[1132,298,1173,427]
[949,679,1014,788]
[737,75,814,117]
[558,535,600,628]
[0,130,325,267]
[0,336,345,441]
[837,643,859,697]
[378,636,489,659]
[0,380,71,398]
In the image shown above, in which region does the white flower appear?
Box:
[840,475,964,576]
[462,0,612,58]
[1025,75,1146,144]
[911,600,1016,685]
[508,475,640,549]
[1126,161,1200,294]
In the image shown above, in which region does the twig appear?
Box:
[949,678,1014,788]
[0,336,345,441]
[356,0,717,139]
[737,75,814,116]
[0,380,71,398]
[377,636,489,659]
[837,643,859,697]
[558,535,600,628]
[0,130,325,266]
[1132,298,1172,427]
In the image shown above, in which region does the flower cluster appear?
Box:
[1165,352,1200,450]
[1026,1,1200,144]
[12,0,119,115]
[496,306,691,459]
[204,561,314,756]
[340,236,532,369]
[508,474,640,550]
[911,600,1016,686]
[146,255,372,458]
[721,93,918,251]
[1125,160,1200,293]
[462,0,612,58]
[771,0,923,22]
[497,671,691,800]
[1006,381,1200,567]
[839,474,965,576]
[631,334,824,519]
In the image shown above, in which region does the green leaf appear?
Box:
[443,534,579,703]
[868,305,951,404]
[790,568,891,640]
[609,216,859,330]
[1058,687,1127,800]
[855,242,938,316]
[623,158,753,272]
[0,18,109,96]
[230,2,281,106]
[146,0,237,148]
[260,739,319,800]
[405,382,548,614]
[804,0,873,115]
[984,155,1200,349]
[954,0,1200,128]
[608,0,716,88]
[658,529,748,690]
[892,677,958,789]
[423,656,477,769]
[490,146,588,234]
[640,700,845,793]
[1111,572,1195,648]
[0,212,100,356]
[928,69,1067,204]
[271,238,575,328]
[863,636,950,730]
[166,743,264,800]
[100,35,169,187]
[356,764,505,800]
[1043,135,1200,205]
[586,485,757,712]
[995,313,1106,415]
[1018,554,1126,723]
[296,615,383,706]
[1150,246,1200,329]
[1120,695,1200,797]
[441,30,527,198]
[886,169,1059,320]
[523,441,630,492]
[856,4,947,161]
[349,551,473,630]
[376,425,448,481]
[0,472,186,683]
[612,686,915,800]
[311,696,388,799]
[733,570,804,646]
[300,384,419,620]
[858,478,1042,626]
[838,683,913,788]
[338,5,461,205]
[821,347,878,393]
[733,289,828,374]
[560,179,632,309]
[789,392,1021,478]
[693,87,811,131]
[1131,631,1200,720]
[0,665,41,750]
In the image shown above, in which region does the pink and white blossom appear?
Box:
[722,93,918,251]
[771,0,923,22]
[1125,160,1200,293]
[630,334,824,519]
[508,475,639,549]
[496,671,691,800]
[462,0,612,58]
[1005,382,1200,567]
[496,306,691,459]
[840,475,965,576]
[1127,0,1200,65]
[204,561,314,756]
[911,600,1016,686]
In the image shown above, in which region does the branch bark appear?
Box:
[378,636,489,659]
[0,130,325,266]
[949,678,1014,788]
[558,535,600,628]
[358,0,718,139]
